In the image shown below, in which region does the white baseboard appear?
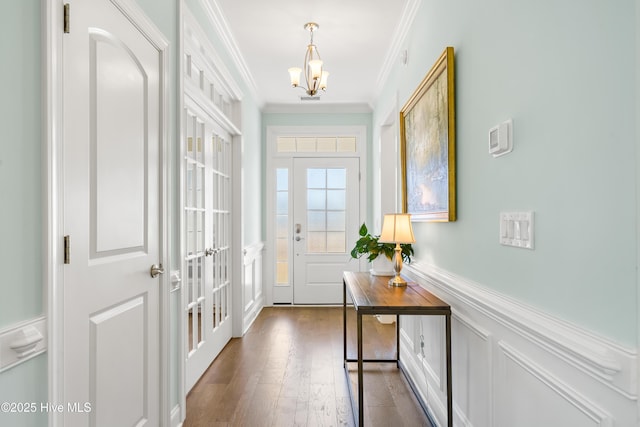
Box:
[170,403,182,427]
[398,262,636,427]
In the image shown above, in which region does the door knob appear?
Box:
[150,264,165,278]
[295,236,304,241]
[205,248,215,256]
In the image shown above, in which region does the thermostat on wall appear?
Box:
[489,119,513,157]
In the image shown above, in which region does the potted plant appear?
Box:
[350,223,413,276]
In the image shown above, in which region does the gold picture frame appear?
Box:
[400,47,456,222]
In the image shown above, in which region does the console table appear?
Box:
[342,271,452,427]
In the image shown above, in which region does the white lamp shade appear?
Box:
[379,213,415,244]
[319,71,329,90]
[288,67,301,86]
[308,59,323,80]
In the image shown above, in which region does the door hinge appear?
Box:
[63,3,70,34]
[64,235,70,264]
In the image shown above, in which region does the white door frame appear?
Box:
[44,1,171,426]
[265,125,367,305]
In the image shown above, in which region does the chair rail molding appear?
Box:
[398,261,637,427]
[0,316,47,373]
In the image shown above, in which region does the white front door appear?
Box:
[183,102,233,391]
[62,1,164,425]
[292,158,360,304]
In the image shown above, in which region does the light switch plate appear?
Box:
[500,211,534,249]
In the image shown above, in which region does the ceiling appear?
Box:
[214,0,414,109]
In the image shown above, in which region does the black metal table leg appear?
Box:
[446,313,452,427]
[343,279,347,365]
[357,312,364,426]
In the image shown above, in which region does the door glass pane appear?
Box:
[307,189,326,210]
[275,168,289,286]
[276,168,288,191]
[276,262,288,284]
[327,211,345,231]
[326,232,346,253]
[276,216,288,237]
[307,168,326,188]
[307,211,325,231]
[186,163,194,207]
[327,190,345,210]
[327,168,346,188]
[277,192,288,214]
[307,231,326,252]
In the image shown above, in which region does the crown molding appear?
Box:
[372,0,422,103]
[262,102,372,114]
[198,0,263,107]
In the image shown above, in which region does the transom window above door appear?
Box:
[277,136,356,153]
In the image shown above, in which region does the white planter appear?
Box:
[370,255,394,276]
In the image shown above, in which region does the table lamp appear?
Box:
[379,213,415,286]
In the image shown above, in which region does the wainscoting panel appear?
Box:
[399,262,636,427]
[496,341,613,427]
[242,242,264,334]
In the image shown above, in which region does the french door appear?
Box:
[276,157,360,304]
[183,101,233,391]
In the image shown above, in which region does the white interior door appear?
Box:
[62,0,164,425]
[292,158,360,304]
[183,101,233,391]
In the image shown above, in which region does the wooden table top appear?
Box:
[344,271,450,315]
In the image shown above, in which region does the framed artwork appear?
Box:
[400,47,456,222]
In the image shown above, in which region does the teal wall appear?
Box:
[0,358,47,427]
[0,0,42,331]
[374,0,637,346]
[0,1,46,426]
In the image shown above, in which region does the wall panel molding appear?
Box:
[0,316,46,373]
[405,262,636,397]
[396,262,637,427]
[497,341,613,427]
[242,241,264,334]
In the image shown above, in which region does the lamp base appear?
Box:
[388,275,407,287]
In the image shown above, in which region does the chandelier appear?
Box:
[288,22,329,97]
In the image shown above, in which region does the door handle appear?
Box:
[205,248,215,256]
[295,236,304,241]
[150,264,165,278]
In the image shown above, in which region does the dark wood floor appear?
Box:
[184,306,433,427]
